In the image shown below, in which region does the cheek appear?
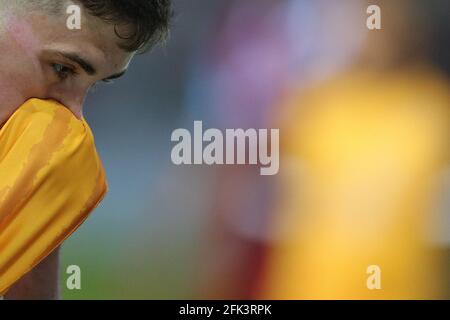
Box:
[5,14,41,59]
[1,15,46,89]
[0,17,47,109]
[0,59,46,107]
[0,53,35,121]
[0,73,43,125]
[0,88,23,125]
[46,81,85,98]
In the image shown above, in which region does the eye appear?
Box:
[51,63,75,81]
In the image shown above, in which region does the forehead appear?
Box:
[9,4,134,73]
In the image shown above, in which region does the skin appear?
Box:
[0,0,135,125]
[0,1,136,299]
[4,249,60,300]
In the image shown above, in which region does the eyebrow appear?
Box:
[57,51,97,75]
[51,50,128,81]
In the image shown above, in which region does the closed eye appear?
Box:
[102,70,126,83]
[102,78,115,84]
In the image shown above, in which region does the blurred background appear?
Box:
[61,0,449,299]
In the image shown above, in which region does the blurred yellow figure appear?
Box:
[0,99,108,295]
[263,66,449,299]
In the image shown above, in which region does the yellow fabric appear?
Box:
[263,67,449,299]
[0,98,108,295]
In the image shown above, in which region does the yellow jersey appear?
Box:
[0,99,107,295]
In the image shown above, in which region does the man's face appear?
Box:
[0,1,134,125]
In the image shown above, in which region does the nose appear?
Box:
[46,90,87,119]
[61,99,84,119]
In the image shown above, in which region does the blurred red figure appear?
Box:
[187,0,306,298]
